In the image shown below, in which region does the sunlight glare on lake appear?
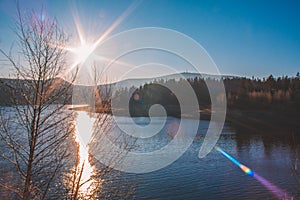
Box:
[75,111,96,192]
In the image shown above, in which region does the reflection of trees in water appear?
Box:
[233,125,300,159]
[234,133,252,157]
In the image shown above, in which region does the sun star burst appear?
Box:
[68,42,95,65]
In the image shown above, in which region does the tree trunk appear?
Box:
[23,145,35,200]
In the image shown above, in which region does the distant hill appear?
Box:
[0,72,237,106]
[114,72,237,89]
[0,77,72,106]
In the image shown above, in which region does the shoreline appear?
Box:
[67,104,300,135]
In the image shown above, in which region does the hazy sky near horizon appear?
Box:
[0,0,299,78]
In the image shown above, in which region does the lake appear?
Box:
[92,115,300,200]
[1,108,299,199]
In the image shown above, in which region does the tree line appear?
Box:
[113,73,300,116]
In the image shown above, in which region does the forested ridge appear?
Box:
[120,73,300,112]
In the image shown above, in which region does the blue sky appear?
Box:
[0,0,299,78]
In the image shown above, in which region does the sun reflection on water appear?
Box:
[75,111,95,193]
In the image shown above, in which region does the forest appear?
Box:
[112,73,300,133]
[116,73,300,112]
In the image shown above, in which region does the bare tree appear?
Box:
[0,4,137,199]
[0,5,78,200]
[92,63,112,113]
[80,108,136,199]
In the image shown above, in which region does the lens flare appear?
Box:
[51,1,142,83]
[240,164,254,177]
[215,146,292,199]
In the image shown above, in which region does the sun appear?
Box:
[68,42,95,65]
[58,1,141,78]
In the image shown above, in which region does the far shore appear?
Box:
[66,104,300,135]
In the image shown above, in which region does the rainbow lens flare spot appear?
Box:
[215,146,292,199]
[240,164,254,177]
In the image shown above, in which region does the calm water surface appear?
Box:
[1,107,299,199]
[100,116,300,200]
